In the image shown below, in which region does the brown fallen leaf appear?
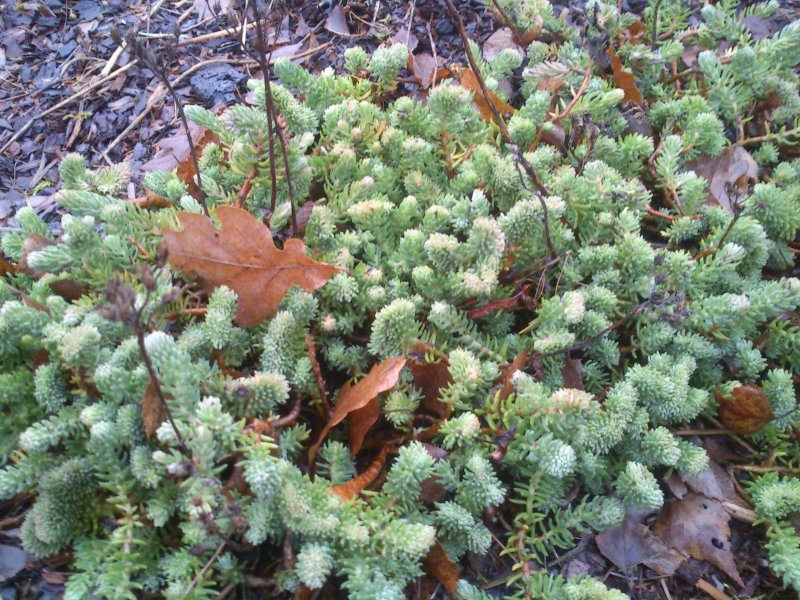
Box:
[141,380,166,438]
[348,396,381,455]
[408,53,450,90]
[596,507,684,576]
[561,355,584,390]
[653,493,744,587]
[164,206,339,328]
[683,146,759,213]
[680,459,741,504]
[421,541,460,595]
[482,28,522,62]
[0,255,14,277]
[460,70,515,122]
[715,385,773,435]
[18,232,55,275]
[499,348,529,401]
[309,357,407,463]
[176,129,217,201]
[141,120,210,174]
[330,446,390,501]
[608,46,643,105]
[325,4,350,36]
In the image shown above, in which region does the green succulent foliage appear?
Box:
[1,3,800,597]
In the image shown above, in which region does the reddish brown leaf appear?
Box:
[653,493,744,587]
[716,385,773,435]
[596,507,684,576]
[0,255,15,276]
[683,146,759,213]
[499,348,529,401]
[408,354,452,418]
[408,53,449,90]
[164,206,339,328]
[607,46,643,105]
[421,541,460,595]
[460,70,515,122]
[141,380,166,438]
[48,279,84,301]
[18,233,55,275]
[176,129,217,201]
[624,19,648,44]
[131,191,173,210]
[309,357,407,462]
[561,355,584,390]
[330,446,390,501]
[348,396,381,455]
[465,296,520,320]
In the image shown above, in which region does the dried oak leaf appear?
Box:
[330,446,391,501]
[607,46,643,105]
[325,4,350,36]
[715,384,773,435]
[408,53,449,90]
[653,493,744,587]
[164,206,339,328]
[421,540,460,596]
[141,380,166,438]
[309,357,407,462]
[460,69,515,122]
[596,507,684,576]
[683,146,758,213]
[348,396,381,456]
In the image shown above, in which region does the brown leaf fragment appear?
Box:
[141,120,210,174]
[460,69,515,122]
[141,380,166,438]
[0,255,15,277]
[716,385,773,435]
[653,493,744,587]
[561,355,584,390]
[683,146,759,213]
[309,357,406,462]
[164,206,339,328]
[499,348,529,401]
[330,446,390,501]
[596,507,684,576]
[680,459,742,505]
[408,53,449,90]
[325,4,350,36]
[18,233,55,275]
[607,46,643,105]
[408,353,452,419]
[482,28,522,62]
[348,396,381,455]
[421,541,460,595]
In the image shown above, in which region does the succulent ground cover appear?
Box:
[1,0,800,598]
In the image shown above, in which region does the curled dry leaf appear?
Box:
[596,507,684,576]
[330,446,390,501]
[715,384,773,435]
[348,396,381,455]
[141,380,166,438]
[164,206,339,328]
[421,540,460,596]
[561,355,584,390]
[683,146,759,213]
[653,493,744,587]
[309,357,407,462]
[608,46,643,105]
[460,69,515,122]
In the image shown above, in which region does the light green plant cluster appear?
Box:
[1,2,800,596]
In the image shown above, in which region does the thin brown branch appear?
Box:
[550,59,593,124]
[443,0,554,256]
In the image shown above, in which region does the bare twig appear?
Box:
[181,541,227,600]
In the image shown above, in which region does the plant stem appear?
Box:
[444,0,554,257]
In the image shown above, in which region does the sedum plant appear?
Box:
[1,1,800,597]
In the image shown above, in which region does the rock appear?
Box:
[189,64,248,106]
